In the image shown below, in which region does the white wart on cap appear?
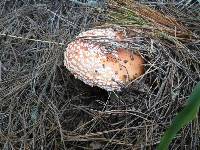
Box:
[64,28,144,91]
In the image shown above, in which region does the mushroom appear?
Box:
[64,28,144,91]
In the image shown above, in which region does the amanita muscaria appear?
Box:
[64,27,144,91]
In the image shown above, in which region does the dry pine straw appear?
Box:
[0,0,199,149]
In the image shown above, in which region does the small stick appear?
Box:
[0,61,2,82]
[0,33,65,46]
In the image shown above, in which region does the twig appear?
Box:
[0,33,65,46]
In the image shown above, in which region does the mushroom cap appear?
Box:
[64,28,144,91]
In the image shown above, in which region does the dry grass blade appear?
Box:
[107,0,196,40]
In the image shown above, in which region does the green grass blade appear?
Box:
[107,7,150,26]
[158,82,200,150]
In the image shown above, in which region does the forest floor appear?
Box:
[0,0,200,149]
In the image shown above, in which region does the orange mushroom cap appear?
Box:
[64,28,144,91]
